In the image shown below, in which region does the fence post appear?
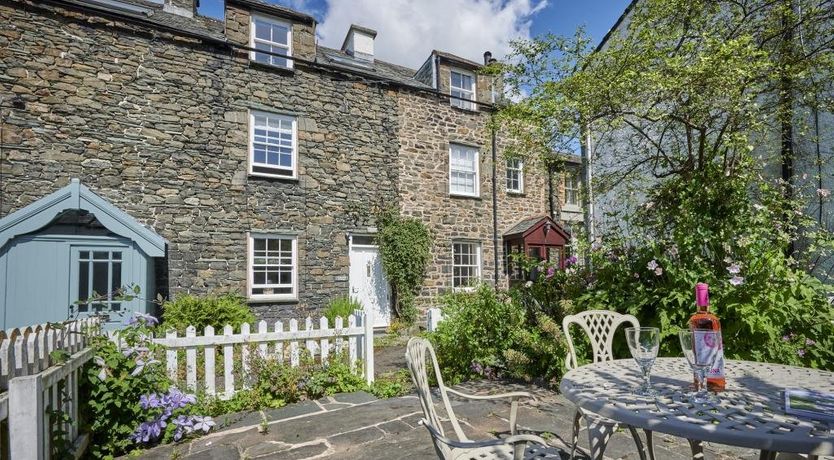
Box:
[427,308,443,332]
[363,310,374,384]
[9,374,45,460]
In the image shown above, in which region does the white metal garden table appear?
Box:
[560,358,834,460]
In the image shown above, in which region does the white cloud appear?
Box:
[316,0,546,69]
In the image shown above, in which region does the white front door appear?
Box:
[349,241,391,328]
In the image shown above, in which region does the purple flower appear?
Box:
[646,259,659,271]
[163,388,197,409]
[727,263,741,275]
[782,335,791,342]
[128,312,159,326]
[797,349,806,357]
[192,416,215,433]
[172,415,195,441]
[470,361,484,375]
[565,256,578,267]
[140,393,162,410]
[806,339,816,346]
[132,358,160,376]
[546,267,556,279]
[729,276,744,286]
[132,418,166,444]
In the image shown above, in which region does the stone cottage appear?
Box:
[0,0,583,328]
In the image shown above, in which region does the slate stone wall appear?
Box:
[0,0,399,320]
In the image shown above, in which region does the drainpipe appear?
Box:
[547,163,555,220]
[491,116,500,286]
[580,119,595,269]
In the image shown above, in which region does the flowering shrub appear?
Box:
[577,168,834,369]
[82,313,214,458]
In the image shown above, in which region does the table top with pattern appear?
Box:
[559,358,834,455]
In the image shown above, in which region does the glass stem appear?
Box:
[697,369,707,395]
[642,366,651,389]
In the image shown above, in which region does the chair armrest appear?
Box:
[418,420,550,449]
[445,388,535,402]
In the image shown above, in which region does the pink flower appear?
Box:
[805,339,816,346]
[647,259,659,270]
[546,267,556,279]
[797,349,806,357]
[654,267,663,276]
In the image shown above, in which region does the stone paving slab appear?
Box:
[131,382,795,460]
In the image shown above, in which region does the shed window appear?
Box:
[76,250,123,312]
[250,111,297,178]
[506,158,523,193]
[453,242,481,289]
[249,234,297,300]
[250,16,292,69]
[449,144,479,197]
[450,70,476,110]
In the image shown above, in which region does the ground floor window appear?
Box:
[249,233,297,300]
[452,241,481,289]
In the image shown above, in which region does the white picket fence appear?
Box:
[148,309,375,399]
[427,307,444,332]
[0,318,100,460]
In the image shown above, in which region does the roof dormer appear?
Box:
[341,24,377,62]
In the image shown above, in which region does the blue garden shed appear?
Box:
[0,179,166,329]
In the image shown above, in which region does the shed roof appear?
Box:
[0,179,166,257]
[503,215,571,240]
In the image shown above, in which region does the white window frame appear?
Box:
[250,14,293,69]
[248,110,298,179]
[506,158,524,194]
[450,68,476,111]
[448,143,480,197]
[565,170,580,206]
[452,241,482,291]
[247,232,298,302]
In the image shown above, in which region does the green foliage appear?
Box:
[161,293,255,333]
[369,370,413,399]
[577,168,834,369]
[377,208,433,324]
[81,319,168,458]
[323,296,363,327]
[429,285,570,385]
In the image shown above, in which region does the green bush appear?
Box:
[429,285,570,385]
[161,293,255,333]
[323,296,363,327]
[577,168,834,369]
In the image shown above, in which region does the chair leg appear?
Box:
[585,413,616,460]
[570,409,581,459]
[688,439,704,460]
[758,452,777,460]
[644,429,655,460]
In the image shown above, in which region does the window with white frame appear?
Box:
[449,144,479,197]
[452,241,481,289]
[248,233,297,300]
[250,15,292,69]
[565,170,580,206]
[506,158,523,193]
[450,69,476,110]
[250,111,297,178]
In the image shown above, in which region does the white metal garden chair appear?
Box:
[563,310,654,460]
[405,337,562,460]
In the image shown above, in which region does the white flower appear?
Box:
[817,188,831,198]
[524,281,533,288]
[646,259,658,270]
[753,204,765,211]
[727,263,741,275]
[654,267,663,276]
[729,276,744,286]
[192,416,215,433]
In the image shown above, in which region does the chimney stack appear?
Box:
[342,24,377,62]
[163,0,195,18]
[483,51,492,65]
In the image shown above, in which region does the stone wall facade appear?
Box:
[0,0,582,321]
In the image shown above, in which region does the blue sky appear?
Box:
[198,0,630,68]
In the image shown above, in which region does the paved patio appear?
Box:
[133,381,770,459]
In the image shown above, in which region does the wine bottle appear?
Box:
[688,283,726,391]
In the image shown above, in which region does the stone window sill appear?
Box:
[249,61,296,76]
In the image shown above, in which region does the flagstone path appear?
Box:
[131,380,779,460]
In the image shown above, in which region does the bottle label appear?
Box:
[694,330,725,378]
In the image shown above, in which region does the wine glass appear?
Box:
[678,330,721,404]
[625,327,660,397]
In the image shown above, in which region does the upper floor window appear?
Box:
[506,158,523,193]
[453,241,481,290]
[449,144,479,197]
[565,170,580,206]
[248,233,297,301]
[249,111,297,179]
[250,15,293,69]
[450,69,476,111]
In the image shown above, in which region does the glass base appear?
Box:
[685,391,718,404]
[633,385,658,397]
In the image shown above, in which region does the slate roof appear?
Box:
[316,46,434,90]
[504,215,552,237]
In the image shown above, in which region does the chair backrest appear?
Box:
[405,337,468,458]
[562,310,640,370]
